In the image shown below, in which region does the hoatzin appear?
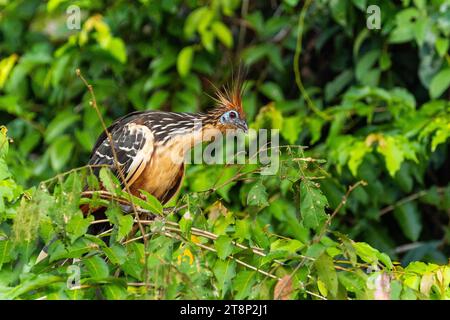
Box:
[36,80,247,263]
[81,80,247,223]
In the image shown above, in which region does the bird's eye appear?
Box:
[229,111,238,119]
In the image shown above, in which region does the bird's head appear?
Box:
[217,104,247,133]
[208,78,248,133]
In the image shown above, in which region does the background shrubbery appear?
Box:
[0,0,449,299]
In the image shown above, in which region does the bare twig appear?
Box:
[379,190,428,216]
[315,180,367,241]
[76,69,150,289]
[394,242,425,254]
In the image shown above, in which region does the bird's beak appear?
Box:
[237,120,248,133]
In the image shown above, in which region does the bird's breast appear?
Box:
[130,138,187,203]
[129,126,222,203]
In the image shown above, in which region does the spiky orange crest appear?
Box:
[211,68,246,119]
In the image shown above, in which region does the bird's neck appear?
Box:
[153,110,223,163]
[183,111,223,144]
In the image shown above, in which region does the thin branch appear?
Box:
[76,69,150,289]
[190,239,279,280]
[315,180,367,241]
[293,0,331,121]
[39,164,108,187]
[291,157,326,163]
[394,242,425,254]
[379,190,428,216]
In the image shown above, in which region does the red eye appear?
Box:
[229,111,237,119]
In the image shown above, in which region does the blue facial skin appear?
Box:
[220,110,248,133]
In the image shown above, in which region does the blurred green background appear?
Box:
[1,0,449,269]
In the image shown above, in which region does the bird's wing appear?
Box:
[88,122,154,189]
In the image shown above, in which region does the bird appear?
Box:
[36,78,247,263]
[82,78,248,217]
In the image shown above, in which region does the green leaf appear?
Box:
[356,50,380,83]
[103,244,127,265]
[135,190,163,215]
[48,238,96,261]
[200,30,215,52]
[377,136,405,177]
[215,167,239,202]
[315,253,338,297]
[394,202,422,241]
[338,272,366,295]
[308,117,325,144]
[179,210,193,236]
[233,271,256,299]
[270,239,304,253]
[300,180,328,230]
[234,219,251,241]
[66,212,94,243]
[259,82,284,101]
[107,38,127,63]
[329,0,348,27]
[0,127,9,158]
[177,46,194,77]
[147,90,169,109]
[105,205,134,240]
[284,0,299,6]
[247,180,269,207]
[325,70,353,101]
[378,252,393,270]
[388,8,419,44]
[435,38,449,57]
[348,141,371,176]
[0,240,13,267]
[214,235,233,260]
[390,280,403,300]
[117,214,134,240]
[102,284,128,299]
[353,242,379,264]
[429,68,450,99]
[317,279,328,297]
[251,222,270,250]
[47,0,65,12]
[212,21,233,48]
[431,127,450,152]
[184,7,210,38]
[99,167,118,194]
[49,135,74,171]
[122,243,144,280]
[351,0,366,10]
[281,115,302,144]
[84,255,109,279]
[242,44,271,66]
[213,259,236,298]
[4,275,63,299]
[252,104,283,130]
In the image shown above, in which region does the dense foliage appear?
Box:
[0,0,449,299]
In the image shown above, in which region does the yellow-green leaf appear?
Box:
[430,68,450,99]
[212,21,233,48]
[315,253,338,297]
[177,46,194,77]
[0,54,18,89]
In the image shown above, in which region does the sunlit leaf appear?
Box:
[177,46,194,77]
